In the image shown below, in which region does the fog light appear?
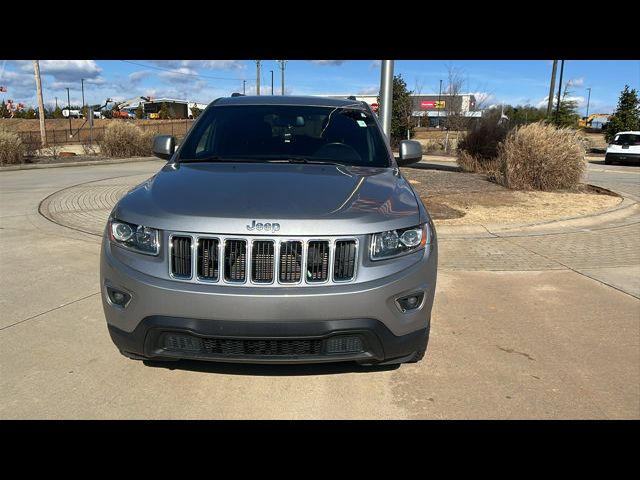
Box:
[106,286,131,307]
[325,336,363,354]
[396,292,425,312]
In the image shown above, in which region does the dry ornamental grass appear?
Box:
[0,129,25,165]
[500,123,585,191]
[99,122,154,158]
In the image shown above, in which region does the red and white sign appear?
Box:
[421,100,437,109]
[371,103,379,113]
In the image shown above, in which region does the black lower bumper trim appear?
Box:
[107,316,428,364]
[605,152,640,162]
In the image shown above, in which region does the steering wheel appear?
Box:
[314,142,362,162]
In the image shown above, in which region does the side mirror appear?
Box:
[397,140,422,166]
[152,135,176,160]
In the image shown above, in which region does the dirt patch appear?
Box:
[401,166,622,225]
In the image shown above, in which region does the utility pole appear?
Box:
[554,60,565,125]
[256,60,261,96]
[243,80,246,95]
[55,97,58,109]
[270,70,274,95]
[32,60,47,147]
[66,87,72,137]
[81,78,85,110]
[379,60,394,139]
[546,60,558,117]
[437,79,442,128]
[585,87,592,121]
[277,60,287,95]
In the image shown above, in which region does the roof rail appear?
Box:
[231,92,245,97]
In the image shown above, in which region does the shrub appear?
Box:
[457,119,509,172]
[99,122,154,158]
[0,129,25,165]
[499,122,585,191]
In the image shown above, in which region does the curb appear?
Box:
[0,157,159,171]
[437,194,638,239]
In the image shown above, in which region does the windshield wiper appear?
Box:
[179,156,266,163]
[262,157,345,165]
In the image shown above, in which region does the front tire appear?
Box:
[604,155,612,165]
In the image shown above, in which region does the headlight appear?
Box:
[370,224,428,261]
[108,218,159,255]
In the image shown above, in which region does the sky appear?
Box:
[1,60,639,115]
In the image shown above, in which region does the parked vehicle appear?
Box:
[605,131,640,164]
[101,95,438,366]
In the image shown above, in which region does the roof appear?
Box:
[215,95,363,108]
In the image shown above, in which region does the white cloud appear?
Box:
[567,77,584,87]
[128,71,152,83]
[148,60,245,70]
[370,60,382,69]
[17,60,102,82]
[357,85,379,95]
[308,60,347,66]
[159,67,199,83]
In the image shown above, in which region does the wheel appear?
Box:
[604,155,612,165]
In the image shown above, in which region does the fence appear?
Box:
[16,119,196,147]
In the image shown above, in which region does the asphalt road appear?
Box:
[0,160,638,419]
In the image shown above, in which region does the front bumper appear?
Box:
[101,237,437,364]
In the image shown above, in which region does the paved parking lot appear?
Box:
[1,160,638,419]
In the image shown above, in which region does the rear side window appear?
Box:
[613,134,640,145]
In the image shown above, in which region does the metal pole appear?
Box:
[554,60,565,125]
[256,60,261,96]
[32,60,47,147]
[66,87,72,137]
[270,70,274,95]
[546,60,558,117]
[379,60,394,139]
[81,78,85,109]
[243,80,246,95]
[278,60,287,96]
[585,87,591,121]
[437,79,442,128]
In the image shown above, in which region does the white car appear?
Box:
[605,131,640,165]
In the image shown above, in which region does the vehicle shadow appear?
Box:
[142,358,400,376]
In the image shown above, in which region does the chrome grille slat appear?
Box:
[251,240,275,283]
[168,234,357,285]
[224,239,247,282]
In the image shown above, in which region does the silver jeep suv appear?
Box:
[100,95,438,366]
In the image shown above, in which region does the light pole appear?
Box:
[256,60,261,96]
[546,60,558,117]
[554,60,565,125]
[81,78,85,110]
[270,70,274,95]
[379,60,394,139]
[277,60,287,96]
[66,87,72,137]
[585,87,592,122]
[243,80,246,95]
[437,79,442,128]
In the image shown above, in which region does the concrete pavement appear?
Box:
[0,160,638,419]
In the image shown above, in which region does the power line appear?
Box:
[119,60,246,82]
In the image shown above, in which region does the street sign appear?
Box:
[371,103,379,113]
[420,100,446,109]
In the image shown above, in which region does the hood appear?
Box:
[113,162,421,236]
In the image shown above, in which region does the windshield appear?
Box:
[178,104,391,167]
[613,134,640,145]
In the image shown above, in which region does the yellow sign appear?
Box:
[435,101,445,109]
